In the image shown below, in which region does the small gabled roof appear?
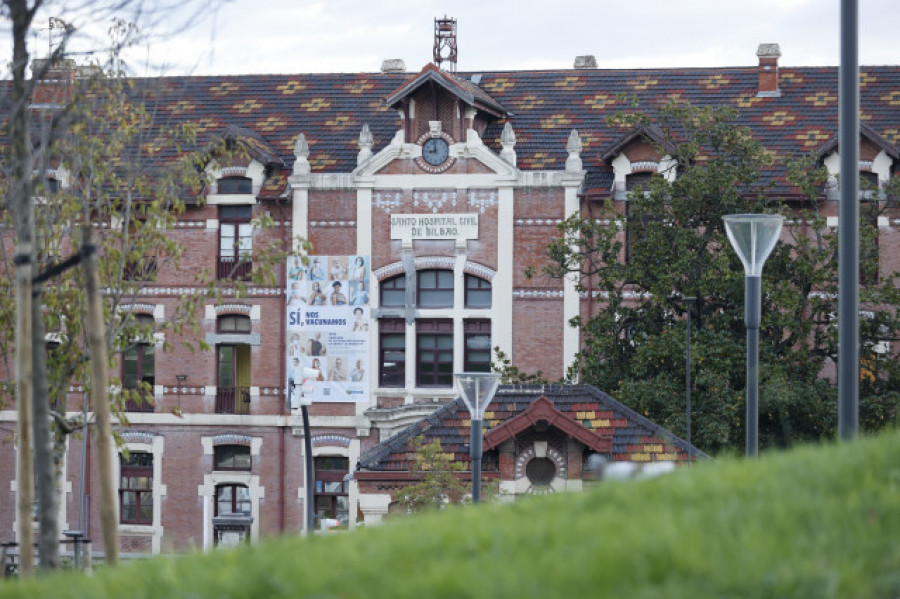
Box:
[600,124,676,163]
[219,124,284,167]
[483,395,612,453]
[385,63,507,118]
[357,384,706,474]
[814,122,900,160]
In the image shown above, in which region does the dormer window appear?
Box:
[218,176,252,195]
[860,170,879,199]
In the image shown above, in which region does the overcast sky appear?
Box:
[6,0,900,76]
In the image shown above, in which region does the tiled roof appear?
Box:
[11,63,900,198]
[357,384,706,473]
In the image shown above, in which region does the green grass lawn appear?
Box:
[4,430,900,598]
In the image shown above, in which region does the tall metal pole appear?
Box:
[684,297,695,461]
[470,420,483,504]
[838,0,859,440]
[471,377,482,503]
[745,277,761,457]
[301,403,315,531]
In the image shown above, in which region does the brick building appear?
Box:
[2,42,899,554]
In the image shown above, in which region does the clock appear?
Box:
[421,137,450,166]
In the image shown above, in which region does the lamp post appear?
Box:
[682,296,696,462]
[288,367,320,532]
[454,372,501,503]
[724,214,784,457]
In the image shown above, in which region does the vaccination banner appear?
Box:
[286,255,370,404]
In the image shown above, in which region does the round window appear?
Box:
[525,457,556,486]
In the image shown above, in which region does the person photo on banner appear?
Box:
[289,333,304,357]
[350,359,365,382]
[328,356,348,381]
[288,256,305,280]
[309,358,326,381]
[308,332,326,356]
[329,257,346,281]
[350,280,368,306]
[330,281,347,305]
[308,281,327,305]
[352,307,368,332]
[350,256,367,281]
[309,257,325,281]
[288,281,306,306]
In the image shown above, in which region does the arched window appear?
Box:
[217,176,252,195]
[217,314,251,334]
[214,445,251,471]
[464,275,491,308]
[215,483,251,517]
[380,274,406,307]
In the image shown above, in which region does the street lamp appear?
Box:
[288,367,320,532]
[454,372,501,503]
[723,214,784,457]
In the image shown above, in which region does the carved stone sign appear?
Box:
[390,213,479,241]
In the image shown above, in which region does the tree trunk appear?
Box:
[32,284,59,569]
[81,225,118,566]
[8,0,37,578]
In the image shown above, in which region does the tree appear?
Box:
[543,101,900,454]
[1,18,298,569]
[391,436,469,513]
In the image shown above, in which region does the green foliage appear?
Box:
[544,101,900,454]
[5,430,900,597]
[391,436,468,512]
[491,346,549,384]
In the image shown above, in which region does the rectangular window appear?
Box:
[314,457,349,528]
[379,319,406,387]
[214,445,251,471]
[417,319,453,387]
[860,203,879,286]
[120,452,153,525]
[219,205,253,280]
[417,270,454,308]
[464,320,492,372]
[216,345,251,414]
[123,219,158,281]
[123,344,155,412]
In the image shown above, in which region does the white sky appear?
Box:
[5,0,900,76]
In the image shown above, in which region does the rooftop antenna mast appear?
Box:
[433,16,457,72]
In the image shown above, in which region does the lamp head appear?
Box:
[723,214,784,277]
[454,372,501,420]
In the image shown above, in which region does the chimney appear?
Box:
[756,43,781,98]
[381,59,407,73]
[30,58,76,108]
[574,55,598,70]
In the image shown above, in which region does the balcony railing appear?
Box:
[216,386,251,415]
[123,392,154,413]
[218,257,252,281]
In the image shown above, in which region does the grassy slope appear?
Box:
[3,431,900,599]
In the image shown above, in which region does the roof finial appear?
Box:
[500,122,517,166]
[357,124,374,165]
[566,129,583,173]
[293,133,310,176]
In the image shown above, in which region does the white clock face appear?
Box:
[422,137,450,166]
